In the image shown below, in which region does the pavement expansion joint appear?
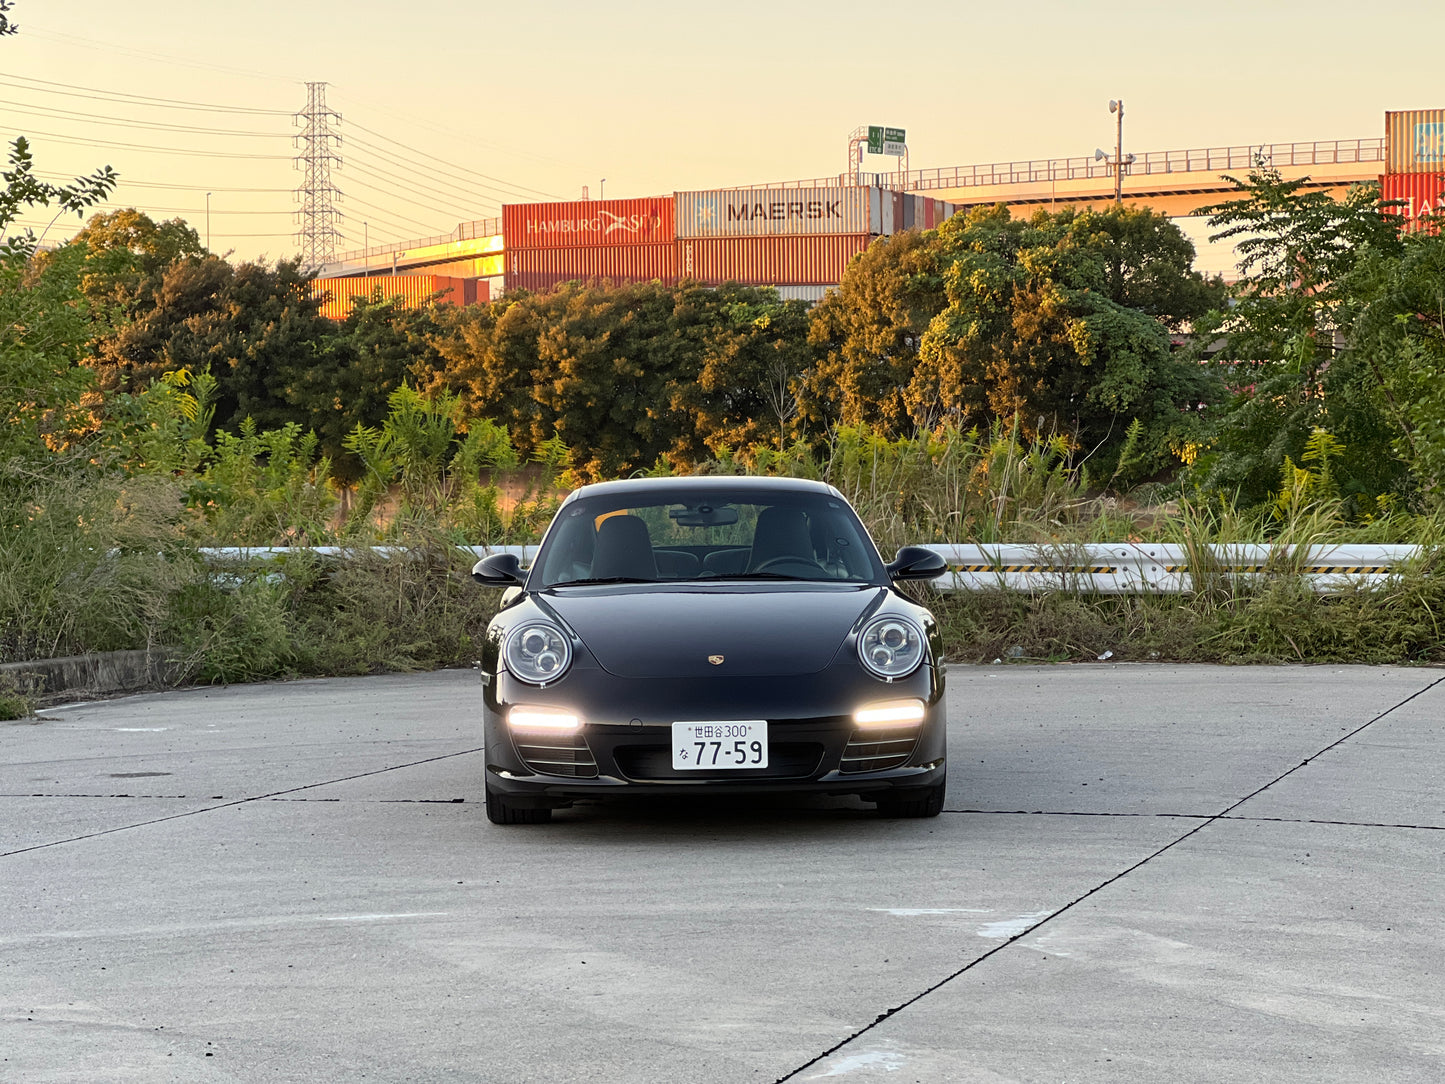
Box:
[774,673,1445,1083]
[0,745,486,860]
[946,808,1444,831]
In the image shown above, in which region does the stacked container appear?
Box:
[311,275,481,321]
[502,197,676,293]
[672,186,951,289]
[1382,110,1445,230]
[497,190,955,296]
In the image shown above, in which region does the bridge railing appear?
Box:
[743,138,1385,195]
[325,216,503,273]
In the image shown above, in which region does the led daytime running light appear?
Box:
[854,700,927,727]
[508,707,581,731]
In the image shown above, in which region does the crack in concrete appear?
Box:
[941,808,1445,832]
[0,746,485,858]
[773,672,1445,1082]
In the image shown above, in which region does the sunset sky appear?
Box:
[3,0,1440,272]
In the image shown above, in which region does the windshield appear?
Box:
[532,487,886,588]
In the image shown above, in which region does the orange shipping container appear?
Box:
[503,197,675,250]
[1385,109,1445,174]
[676,235,871,286]
[1382,171,1445,231]
[311,275,476,321]
[503,243,677,293]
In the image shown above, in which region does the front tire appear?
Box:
[485,784,553,825]
[875,776,945,818]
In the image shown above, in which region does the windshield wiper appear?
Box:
[547,576,658,587]
[708,572,832,581]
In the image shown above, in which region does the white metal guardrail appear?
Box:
[914,543,1425,594]
[199,544,1428,594]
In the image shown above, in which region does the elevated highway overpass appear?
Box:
[320,138,1385,281]
[755,138,1385,218]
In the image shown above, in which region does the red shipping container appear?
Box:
[675,235,872,286]
[1382,171,1445,230]
[503,197,675,250]
[503,243,677,293]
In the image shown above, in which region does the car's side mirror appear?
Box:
[471,553,527,587]
[886,546,948,582]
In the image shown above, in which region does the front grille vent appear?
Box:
[614,742,823,781]
[840,726,921,774]
[514,732,599,778]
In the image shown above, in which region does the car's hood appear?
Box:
[541,584,885,678]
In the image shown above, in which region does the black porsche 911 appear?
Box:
[470,476,948,824]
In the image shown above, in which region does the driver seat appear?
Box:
[590,515,658,580]
[747,506,813,571]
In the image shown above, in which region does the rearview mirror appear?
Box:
[471,552,527,587]
[886,546,948,582]
[668,503,739,527]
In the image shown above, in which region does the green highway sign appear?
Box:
[867,125,907,156]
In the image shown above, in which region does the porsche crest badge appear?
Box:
[708,655,725,665]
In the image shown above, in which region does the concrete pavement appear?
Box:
[2,665,1441,1082]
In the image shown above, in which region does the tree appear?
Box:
[286,289,447,480]
[803,229,947,434]
[1188,168,1407,506]
[665,283,813,457]
[1,138,116,259]
[1346,227,1445,508]
[910,205,1219,481]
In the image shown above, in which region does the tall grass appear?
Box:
[7,410,1445,689]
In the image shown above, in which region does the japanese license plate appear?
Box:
[672,721,769,770]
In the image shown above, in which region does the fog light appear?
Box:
[853,699,926,727]
[508,706,582,732]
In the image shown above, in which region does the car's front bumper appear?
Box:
[481,662,946,807]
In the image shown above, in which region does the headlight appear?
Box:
[857,615,926,680]
[503,622,573,684]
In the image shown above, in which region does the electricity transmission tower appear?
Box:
[294,81,342,268]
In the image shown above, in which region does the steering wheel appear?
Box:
[751,555,825,576]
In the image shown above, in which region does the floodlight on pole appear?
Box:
[1108,99,1125,202]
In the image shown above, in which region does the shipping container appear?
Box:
[769,284,834,305]
[503,243,677,293]
[311,275,478,321]
[1382,171,1445,230]
[676,235,871,286]
[503,197,674,250]
[1386,109,1445,173]
[675,187,874,239]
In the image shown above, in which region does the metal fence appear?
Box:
[743,138,1386,195]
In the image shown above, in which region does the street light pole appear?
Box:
[205,192,211,250]
[1109,99,1124,202]
[600,177,606,200]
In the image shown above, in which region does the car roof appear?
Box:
[564,475,844,502]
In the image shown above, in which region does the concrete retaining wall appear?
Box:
[0,649,183,703]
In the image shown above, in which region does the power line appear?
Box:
[35,174,294,193]
[1,99,290,137]
[0,74,294,114]
[345,132,552,205]
[19,129,294,159]
[339,192,450,235]
[344,159,499,220]
[344,121,560,200]
[16,27,298,87]
[342,162,492,222]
